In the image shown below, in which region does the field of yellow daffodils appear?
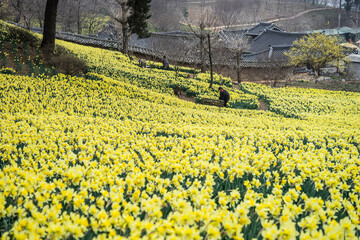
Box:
[1,22,360,240]
[56,39,259,110]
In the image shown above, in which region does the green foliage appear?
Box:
[345,0,352,13]
[128,0,151,38]
[183,8,189,19]
[285,33,347,76]
[82,15,110,36]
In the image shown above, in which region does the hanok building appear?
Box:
[245,22,285,39]
[131,22,301,67]
[220,22,307,67]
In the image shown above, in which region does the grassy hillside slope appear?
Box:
[277,8,351,32]
[1,22,360,240]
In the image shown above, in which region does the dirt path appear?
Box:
[211,7,331,31]
[258,99,269,111]
[232,82,269,111]
[178,91,196,103]
[272,7,331,22]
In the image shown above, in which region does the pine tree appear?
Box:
[128,0,151,38]
[345,0,352,14]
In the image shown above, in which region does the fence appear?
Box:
[11,22,289,68]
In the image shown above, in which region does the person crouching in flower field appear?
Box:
[162,56,169,69]
[219,87,230,107]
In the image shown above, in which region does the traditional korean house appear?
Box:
[245,22,285,39]
[247,29,306,54]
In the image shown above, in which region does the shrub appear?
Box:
[48,54,88,75]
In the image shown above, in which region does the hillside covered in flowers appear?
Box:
[1,21,360,240]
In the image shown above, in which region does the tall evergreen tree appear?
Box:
[112,0,151,53]
[128,0,151,38]
[345,0,352,14]
[355,0,360,12]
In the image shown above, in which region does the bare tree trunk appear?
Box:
[113,1,131,54]
[38,17,44,28]
[12,0,22,23]
[200,34,206,73]
[207,33,213,88]
[122,26,129,54]
[23,15,32,30]
[41,0,59,54]
[236,52,241,83]
[277,0,281,15]
[199,1,206,73]
[14,13,21,23]
[200,0,206,73]
[77,0,81,34]
[88,22,93,35]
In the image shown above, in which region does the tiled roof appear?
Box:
[155,30,195,36]
[132,32,196,50]
[219,29,248,37]
[243,45,290,62]
[248,29,307,53]
[246,22,284,36]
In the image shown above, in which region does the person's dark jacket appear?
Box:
[219,89,230,102]
[163,57,169,69]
